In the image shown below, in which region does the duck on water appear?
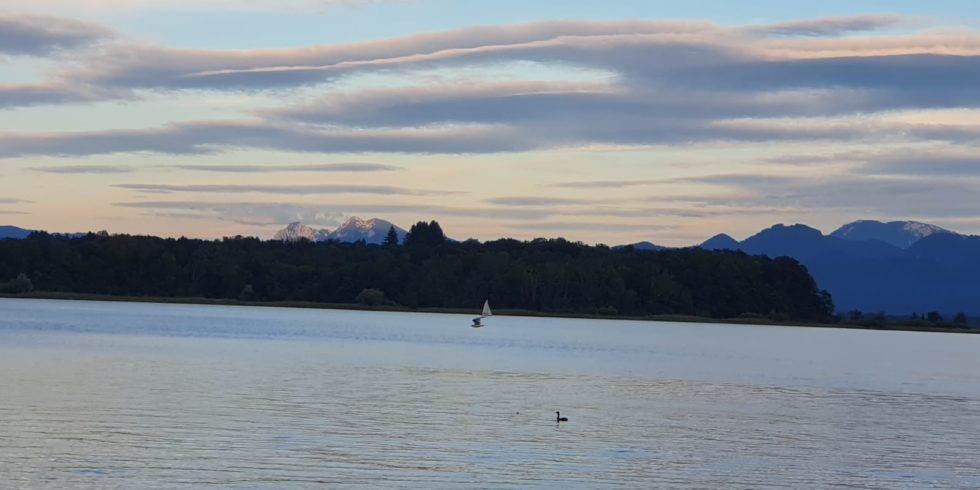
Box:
[556,411,568,422]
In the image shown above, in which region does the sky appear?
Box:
[2,1,980,245]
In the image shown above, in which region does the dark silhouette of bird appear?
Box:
[556,411,568,422]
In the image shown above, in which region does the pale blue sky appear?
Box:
[2,1,980,244]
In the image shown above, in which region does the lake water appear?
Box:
[1,298,978,489]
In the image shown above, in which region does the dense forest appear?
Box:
[0,224,835,322]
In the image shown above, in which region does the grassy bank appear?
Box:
[1,291,976,334]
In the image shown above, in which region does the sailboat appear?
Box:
[471,299,492,328]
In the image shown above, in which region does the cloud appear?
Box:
[171,162,399,172]
[113,183,456,195]
[668,55,980,104]
[682,173,799,187]
[0,197,31,216]
[668,171,980,218]
[0,120,535,157]
[767,147,980,176]
[763,151,870,165]
[68,20,719,91]
[0,82,126,109]
[261,61,980,133]
[0,0,400,13]
[855,150,980,176]
[110,196,810,230]
[265,81,619,126]
[112,200,555,224]
[31,164,134,174]
[0,14,111,56]
[2,115,976,158]
[750,14,913,38]
[47,16,978,101]
[553,178,663,189]
[506,221,671,233]
[5,15,980,156]
[483,200,744,220]
[564,204,747,219]
[28,162,398,174]
[485,196,600,206]
[114,201,345,227]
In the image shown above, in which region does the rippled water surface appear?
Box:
[1,298,978,489]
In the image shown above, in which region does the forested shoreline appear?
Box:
[0,228,836,322]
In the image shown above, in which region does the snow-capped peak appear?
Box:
[340,216,373,231]
[902,221,948,239]
[329,216,404,243]
[830,219,957,249]
[271,217,407,244]
[272,222,323,242]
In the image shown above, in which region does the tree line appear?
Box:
[843,309,970,328]
[0,225,835,322]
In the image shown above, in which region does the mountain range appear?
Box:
[273,217,977,315]
[0,225,86,239]
[272,217,406,245]
[695,220,979,315]
[5,217,978,315]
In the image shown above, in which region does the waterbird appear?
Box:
[556,411,568,422]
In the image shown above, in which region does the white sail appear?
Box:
[482,300,492,317]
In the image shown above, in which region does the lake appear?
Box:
[1,298,978,488]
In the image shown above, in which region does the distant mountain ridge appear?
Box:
[0,225,31,239]
[272,217,407,244]
[1,225,85,239]
[701,233,739,250]
[739,224,905,263]
[688,220,979,315]
[616,241,667,251]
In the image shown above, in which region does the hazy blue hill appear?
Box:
[906,233,980,266]
[740,224,824,258]
[825,236,905,262]
[830,220,953,249]
[617,241,667,251]
[0,226,31,239]
[739,224,904,264]
[727,222,979,314]
[701,233,739,250]
[833,233,980,316]
[817,256,980,314]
